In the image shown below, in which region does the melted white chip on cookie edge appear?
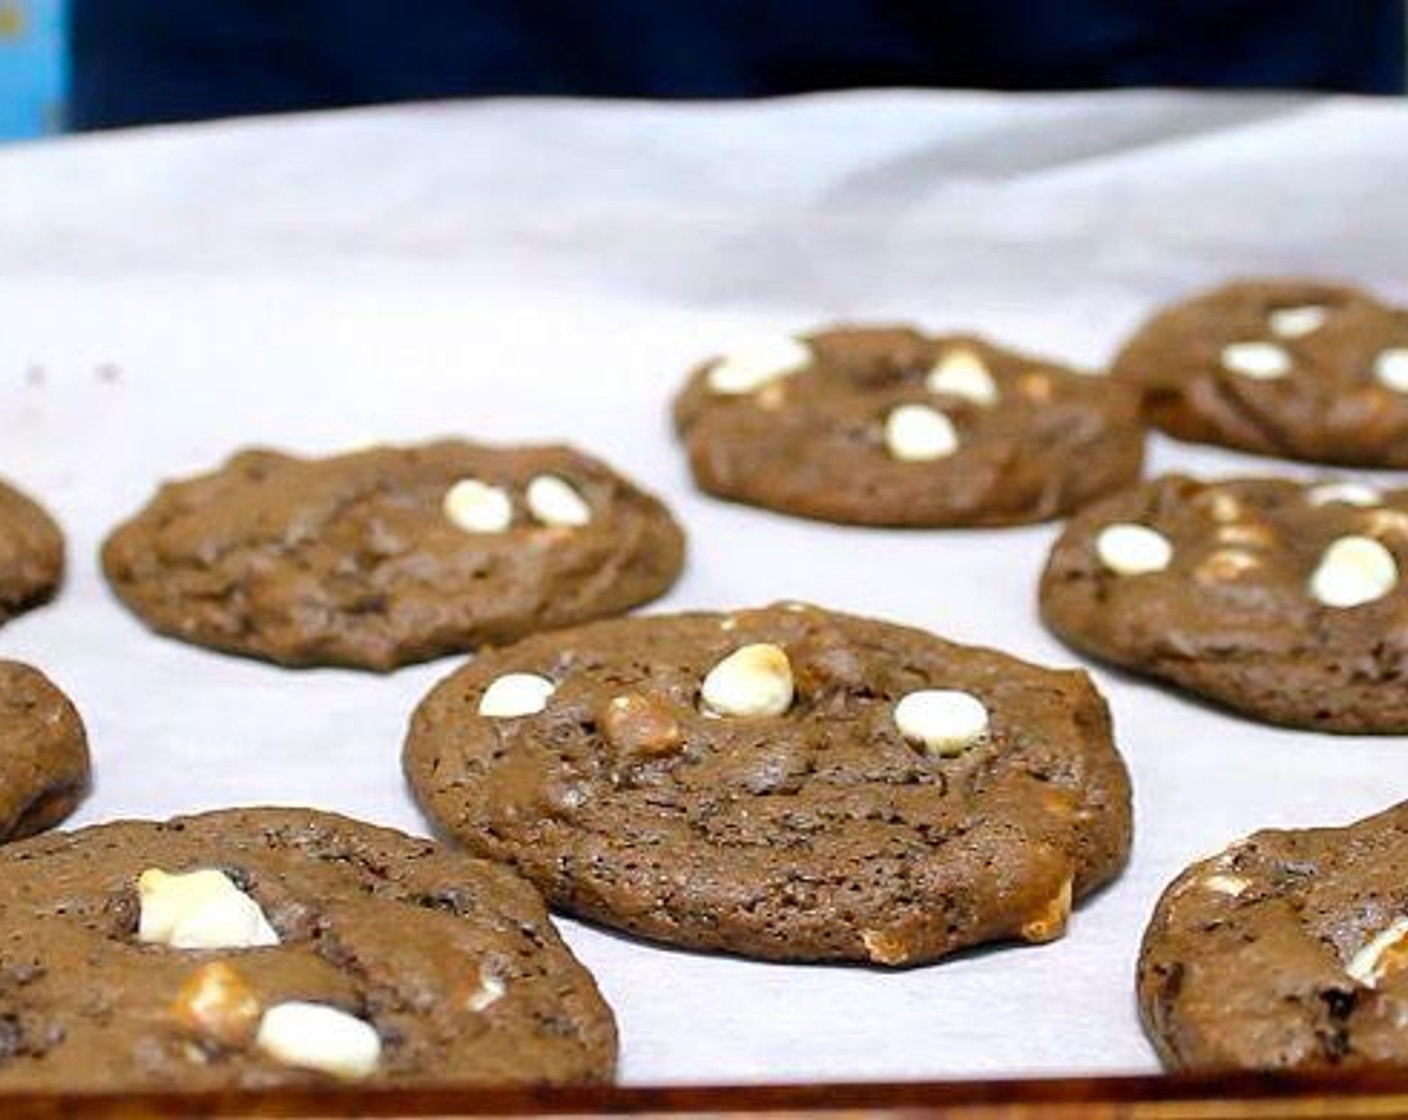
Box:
[707,337,812,395]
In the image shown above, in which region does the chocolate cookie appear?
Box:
[102,441,685,670]
[1114,278,1408,466]
[672,325,1144,527]
[0,660,89,841]
[0,477,63,626]
[1139,802,1408,1072]
[404,604,1132,965]
[1040,474,1408,732]
[0,808,616,1090]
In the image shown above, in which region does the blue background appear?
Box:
[0,0,65,139]
[3,2,1404,141]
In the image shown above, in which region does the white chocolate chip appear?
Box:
[700,643,794,718]
[883,403,958,462]
[525,474,591,528]
[1365,509,1408,539]
[893,689,990,757]
[1374,348,1408,394]
[1095,523,1173,576]
[1020,877,1073,944]
[1221,341,1292,381]
[465,969,507,1012]
[860,928,913,966]
[255,1002,382,1080]
[1205,492,1244,524]
[172,961,263,1048]
[707,337,812,395]
[1216,523,1275,549]
[137,869,279,951]
[1347,917,1408,988]
[1307,481,1382,508]
[1195,549,1260,585]
[478,673,555,718]
[1202,873,1250,897]
[443,479,512,534]
[601,692,683,756]
[1268,305,1327,339]
[925,347,998,407]
[1309,535,1399,608]
[1215,838,1252,866]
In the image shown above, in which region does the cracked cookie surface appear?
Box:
[1040,474,1408,732]
[1114,278,1408,466]
[0,478,63,627]
[0,661,89,842]
[672,325,1145,527]
[101,441,685,670]
[1139,801,1408,1071]
[0,808,616,1090]
[404,604,1132,965]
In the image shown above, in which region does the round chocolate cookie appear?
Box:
[1114,278,1408,466]
[672,325,1145,527]
[0,808,616,1090]
[1139,802,1408,1072]
[0,477,63,627]
[1040,474,1408,733]
[404,604,1132,965]
[102,441,685,670]
[0,660,89,841]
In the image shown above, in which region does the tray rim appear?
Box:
[6,1070,1408,1117]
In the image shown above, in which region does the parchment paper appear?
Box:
[0,89,1406,1084]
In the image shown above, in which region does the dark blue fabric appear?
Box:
[69,0,1406,131]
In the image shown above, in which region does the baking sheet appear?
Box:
[1,88,1407,1085]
